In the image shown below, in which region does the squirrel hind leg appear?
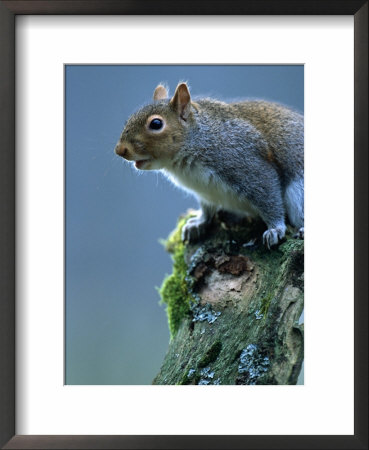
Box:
[284,178,304,229]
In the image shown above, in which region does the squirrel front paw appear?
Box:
[182,215,209,243]
[262,226,286,249]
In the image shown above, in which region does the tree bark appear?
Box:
[153,212,304,385]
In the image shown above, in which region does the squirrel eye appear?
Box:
[149,118,163,130]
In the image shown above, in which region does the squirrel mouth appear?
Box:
[134,159,152,170]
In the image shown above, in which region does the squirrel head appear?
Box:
[115,82,194,170]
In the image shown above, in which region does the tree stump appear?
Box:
[153,211,304,385]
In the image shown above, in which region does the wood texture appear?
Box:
[154,215,304,386]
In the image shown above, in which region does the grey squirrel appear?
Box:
[115,82,304,248]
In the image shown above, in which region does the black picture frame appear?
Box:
[0,1,367,449]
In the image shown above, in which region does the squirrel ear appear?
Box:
[170,83,191,120]
[153,84,168,101]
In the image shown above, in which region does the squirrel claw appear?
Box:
[262,227,285,249]
[182,216,208,243]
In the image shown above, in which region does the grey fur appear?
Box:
[116,84,304,247]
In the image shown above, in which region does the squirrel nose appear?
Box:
[115,143,128,158]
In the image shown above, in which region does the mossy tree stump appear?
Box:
[153,211,304,385]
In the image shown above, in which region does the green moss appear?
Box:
[198,341,222,368]
[163,213,194,254]
[259,292,273,317]
[159,213,196,338]
[279,238,304,255]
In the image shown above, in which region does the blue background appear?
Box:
[65,65,304,384]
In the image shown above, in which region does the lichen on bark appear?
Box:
[155,211,304,385]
